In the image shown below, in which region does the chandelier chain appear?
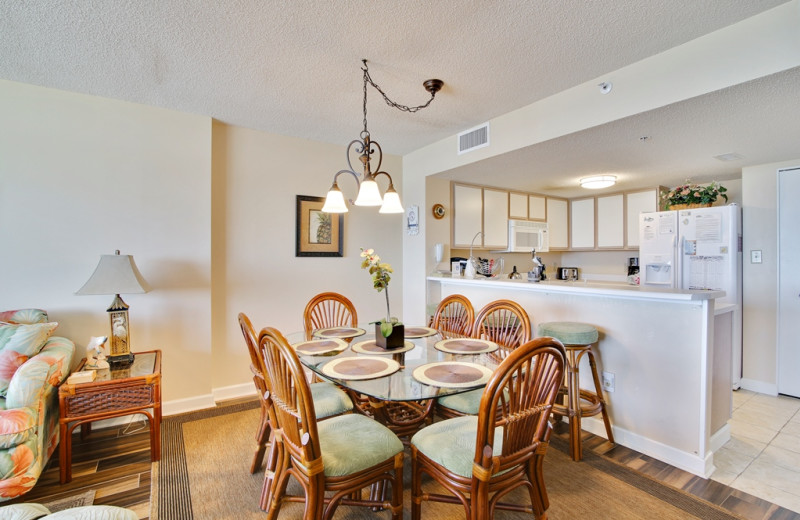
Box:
[361,60,438,134]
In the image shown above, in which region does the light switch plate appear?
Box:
[751,250,762,263]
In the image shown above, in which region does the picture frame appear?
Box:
[296,195,344,257]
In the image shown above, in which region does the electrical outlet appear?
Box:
[602,371,615,393]
[751,250,762,264]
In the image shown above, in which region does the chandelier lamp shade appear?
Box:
[75,250,150,367]
[322,60,443,214]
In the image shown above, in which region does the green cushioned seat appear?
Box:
[411,416,503,478]
[436,388,483,415]
[317,413,404,477]
[537,321,598,345]
[310,382,354,419]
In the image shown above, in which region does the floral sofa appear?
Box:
[0,309,75,501]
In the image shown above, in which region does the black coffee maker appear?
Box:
[628,257,640,276]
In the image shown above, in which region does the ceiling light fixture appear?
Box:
[322,60,443,214]
[580,175,617,189]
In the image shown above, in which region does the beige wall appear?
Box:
[0,80,404,412]
[211,122,404,394]
[741,158,800,393]
[0,80,213,407]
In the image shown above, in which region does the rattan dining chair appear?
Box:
[238,313,353,477]
[411,337,566,520]
[303,292,358,338]
[258,326,404,520]
[436,299,532,419]
[430,294,474,339]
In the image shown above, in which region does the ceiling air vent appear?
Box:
[457,123,490,155]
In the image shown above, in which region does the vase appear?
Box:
[668,203,712,210]
[375,323,405,349]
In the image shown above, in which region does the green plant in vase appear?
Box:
[360,248,403,346]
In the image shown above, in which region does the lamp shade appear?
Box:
[322,185,349,213]
[378,188,404,213]
[76,251,150,295]
[353,179,383,206]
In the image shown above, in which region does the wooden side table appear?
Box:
[58,350,162,484]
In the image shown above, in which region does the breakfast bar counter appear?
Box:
[427,275,732,478]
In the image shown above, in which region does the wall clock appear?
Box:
[432,203,446,219]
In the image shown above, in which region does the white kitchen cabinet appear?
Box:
[509,192,528,219]
[570,197,595,249]
[625,189,659,248]
[452,184,483,247]
[483,188,509,249]
[597,193,624,248]
[546,197,569,249]
[529,195,546,220]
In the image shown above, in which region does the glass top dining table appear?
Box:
[284,326,502,403]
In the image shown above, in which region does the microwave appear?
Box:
[496,219,549,253]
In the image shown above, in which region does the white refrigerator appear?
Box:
[639,204,743,387]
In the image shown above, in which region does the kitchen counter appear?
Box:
[427,274,725,302]
[427,274,732,478]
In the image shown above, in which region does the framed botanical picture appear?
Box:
[296,195,344,257]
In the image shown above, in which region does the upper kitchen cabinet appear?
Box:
[546,197,568,249]
[570,197,595,249]
[596,193,624,248]
[483,188,509,249]
[451,183,508,249]
[509,192,528,219]
[452,183,483,247]
[625,188,660,248]
[529,195,546,220]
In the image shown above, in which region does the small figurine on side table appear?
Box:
[85,335,110,370]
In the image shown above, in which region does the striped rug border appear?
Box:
[158,400,261,520]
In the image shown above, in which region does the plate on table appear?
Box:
[291,338,348,356]
[321,357,401,381]
[412,361,493,388]
[403,326,439,338]
[312,326,366,339]
[434,338,499,354]
[351,339,415,355]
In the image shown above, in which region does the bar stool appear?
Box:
[537,321,614,461]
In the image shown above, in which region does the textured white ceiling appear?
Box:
[1,0,795,194]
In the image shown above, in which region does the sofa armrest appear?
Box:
[5,337,75,410]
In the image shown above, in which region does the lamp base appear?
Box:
[108,352,134,368]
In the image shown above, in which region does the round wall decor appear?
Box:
[432,203,446,219]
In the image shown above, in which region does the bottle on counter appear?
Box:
[509,265,522,279]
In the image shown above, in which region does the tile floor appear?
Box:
[712,389,800,514]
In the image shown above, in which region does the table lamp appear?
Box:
[76,250,150,367]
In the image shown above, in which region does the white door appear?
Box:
[778,167,800,398]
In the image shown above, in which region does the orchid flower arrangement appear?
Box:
[360,248,400,337]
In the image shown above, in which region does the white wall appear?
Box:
[741,158,800,393]
[0,80,213,406]
[0,80,405,412]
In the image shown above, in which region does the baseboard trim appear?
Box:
[212,382,257,403]
[163,394,217,416]
[739,378,778,396]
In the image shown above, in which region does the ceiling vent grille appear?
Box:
[458,123,490,155]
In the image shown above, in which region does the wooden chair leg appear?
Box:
[566,350,583,461]
[250,408,270,473]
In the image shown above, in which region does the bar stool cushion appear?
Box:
[411,416,503,478]
[317,413,404,477]
[537,322,598,345]
[310,382,354,419]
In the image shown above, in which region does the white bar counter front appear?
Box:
[428,275,733,478]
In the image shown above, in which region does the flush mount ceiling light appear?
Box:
[322,60,443,214]
[580,175,617,189]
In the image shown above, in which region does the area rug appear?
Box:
[158,401,746,520]
[40,489,95,512]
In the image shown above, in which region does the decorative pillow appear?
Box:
[0,309,49,325]
[0,322,58,396]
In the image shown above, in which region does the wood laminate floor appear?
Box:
[8,394,800,520]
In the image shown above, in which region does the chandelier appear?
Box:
[322,60,443,213]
